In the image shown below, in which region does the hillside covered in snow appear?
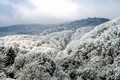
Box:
[1,17,120,80]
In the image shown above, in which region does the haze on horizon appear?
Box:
[0,0,120,27]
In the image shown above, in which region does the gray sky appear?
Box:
[0,0,120,26]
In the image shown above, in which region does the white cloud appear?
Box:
[11,0,80,24]
[31,0,78,17]
[0,0,120,26]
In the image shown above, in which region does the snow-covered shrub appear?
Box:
[18,57,56,80]
[71,27,94,40]
[18,62,51,80]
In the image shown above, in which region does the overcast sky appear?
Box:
[0,0,120,26]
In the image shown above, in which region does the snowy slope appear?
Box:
[1,17,120,80]
[56,17,120,80]
[0,30,74,58]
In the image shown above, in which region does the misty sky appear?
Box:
[0,0,120,26]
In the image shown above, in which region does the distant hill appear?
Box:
[0,17,109,36]
[0,24,55,36]
[41,17,110,35]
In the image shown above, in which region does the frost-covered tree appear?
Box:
[0,17,120,80]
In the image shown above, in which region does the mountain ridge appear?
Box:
[0,17,109,36]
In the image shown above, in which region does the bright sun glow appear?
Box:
[31,0,79,18]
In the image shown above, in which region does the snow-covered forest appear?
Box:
[0,17,120,80]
